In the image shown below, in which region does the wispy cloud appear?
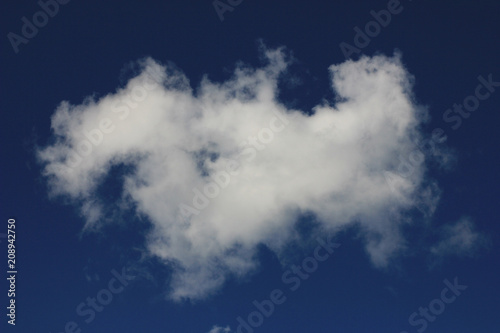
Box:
[207,325,231,333]
[431,217,489,258]
[38,46,448,300]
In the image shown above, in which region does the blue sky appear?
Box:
[1,0,499,332]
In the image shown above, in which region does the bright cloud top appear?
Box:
[38,48,442,300]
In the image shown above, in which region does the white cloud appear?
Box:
[38,47,446,300]
[207,325,231,333]
[431,217,488,257]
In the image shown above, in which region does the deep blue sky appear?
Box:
[1,0,499,332]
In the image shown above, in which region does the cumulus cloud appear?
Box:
[431,217,488,258]
[38,46,445,300]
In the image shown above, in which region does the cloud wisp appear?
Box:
[38,47,446,301]
[207,326,231,333]
[431,217,489,259]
